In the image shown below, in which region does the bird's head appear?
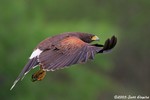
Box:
[79,33,100,43]
[68,32,100,43]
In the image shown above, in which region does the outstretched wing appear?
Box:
[39,36,117,71]
[93,36,117,53]
[39,36,102,71]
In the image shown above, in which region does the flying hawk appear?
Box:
[10,32,117,90]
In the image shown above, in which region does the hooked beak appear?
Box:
[91,35,99,41]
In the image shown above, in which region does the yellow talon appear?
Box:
[31,69,46,82]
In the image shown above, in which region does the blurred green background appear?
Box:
[0,0,150,100]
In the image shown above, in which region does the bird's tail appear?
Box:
[10,57,38,90]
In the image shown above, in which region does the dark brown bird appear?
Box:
[10,32,117,90]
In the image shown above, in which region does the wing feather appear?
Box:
[39,41,102,71]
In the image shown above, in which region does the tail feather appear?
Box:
[10,57,38,90]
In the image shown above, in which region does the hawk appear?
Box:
[10,32,117,90]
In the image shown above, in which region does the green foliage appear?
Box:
[0,0,149,100]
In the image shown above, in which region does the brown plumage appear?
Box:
[10,32,117,90]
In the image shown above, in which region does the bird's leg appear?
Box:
[31,66,46,82]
